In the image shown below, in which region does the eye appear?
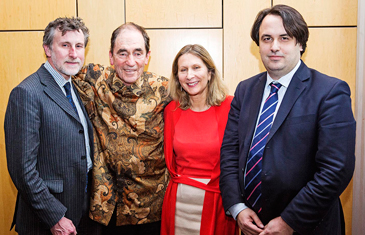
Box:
[76,44,84,48]
[62,44,69,47]
[194,66,200,70]
[262,37,271,42]
[282,36,290,41]
[180,68,187,72]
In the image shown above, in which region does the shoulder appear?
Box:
[303,66,350,94]
[235,72,266,92]
[144,71,169,85]
[165,100,180,113]
[13,66,45,92]
[215,95,233,113]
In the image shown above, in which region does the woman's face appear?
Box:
[177,53,211,100]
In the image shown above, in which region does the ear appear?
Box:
[43,45,51,58]
[109,51,114,65]
[144,51,151,65]
[208,69,212,82]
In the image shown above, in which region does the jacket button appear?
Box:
[81,156,86,160]
[79,129,84,134]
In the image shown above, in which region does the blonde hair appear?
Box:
[169,44,228,110]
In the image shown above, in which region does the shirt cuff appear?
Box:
[228,203,248,220]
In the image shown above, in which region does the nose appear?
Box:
[69,46,77,58]
[126,54,136,66]
[271,39,280,52]
[187,69,194,80]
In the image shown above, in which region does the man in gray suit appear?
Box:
[4,17,100,235]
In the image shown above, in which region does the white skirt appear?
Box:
[175,178,210,235]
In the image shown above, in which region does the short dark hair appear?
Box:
[251,4,309,55]
[43,17,89,49]
[110,22,150,55]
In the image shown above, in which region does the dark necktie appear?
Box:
[244,82,282,213]
[64,82,79,116]
[64,82,88,192]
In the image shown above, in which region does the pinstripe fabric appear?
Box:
[4,65,94,234]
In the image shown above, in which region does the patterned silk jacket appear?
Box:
[73,64,171,226]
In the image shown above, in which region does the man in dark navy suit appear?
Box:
[220,5,355,235]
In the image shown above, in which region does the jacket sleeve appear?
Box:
[220,84,246,212]
[281,80,356,234]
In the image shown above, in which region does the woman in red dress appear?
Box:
[161,44,239,235]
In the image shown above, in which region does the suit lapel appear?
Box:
[38,65,81,123]
[267,62,310,143]
[245,74,267,148]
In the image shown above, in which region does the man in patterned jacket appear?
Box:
[73,22,171,235]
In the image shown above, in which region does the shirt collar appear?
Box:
[266,60,301,88]
[113,71,144,96]
[44,61,71,87]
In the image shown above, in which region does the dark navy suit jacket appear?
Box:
[220,61,355,234]
[5,65,94,234]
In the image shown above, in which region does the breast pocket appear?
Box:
[286,114,316,126]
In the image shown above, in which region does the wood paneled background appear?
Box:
[0,0,358,234]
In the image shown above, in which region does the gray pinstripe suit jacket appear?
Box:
[4,65,94,234]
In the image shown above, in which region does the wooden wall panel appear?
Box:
[126,0,222,28]
[0,0,76,30]
[146,29,222,79]
[78,0,125,65]
[274,0,357,26]
[223,0,271,94]
[302,28,357,110]
[353,1,365,234]
[0,32,45,235]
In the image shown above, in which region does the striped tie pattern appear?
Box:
[64,82,79,116]
[244,82,282,213]
[64,82,88,192]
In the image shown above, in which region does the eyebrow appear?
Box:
[260,33,290,39]
[116,49,127,54]
[116,48,144,54]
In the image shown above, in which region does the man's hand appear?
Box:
[259,216,294,235]
[237,208,264,235]
[50,217,77,235]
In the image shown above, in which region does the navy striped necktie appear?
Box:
[64,82,79,116]
[244,82,282,213]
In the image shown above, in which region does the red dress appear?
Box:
[161,96,239,235]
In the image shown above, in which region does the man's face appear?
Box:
[109,28,150,86]
[44,29,85,80]
[258,14,302,80]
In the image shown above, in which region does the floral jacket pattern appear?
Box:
[73,64,171,226]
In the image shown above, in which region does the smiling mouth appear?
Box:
[66,61,80,65]
[187,81,198,86]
